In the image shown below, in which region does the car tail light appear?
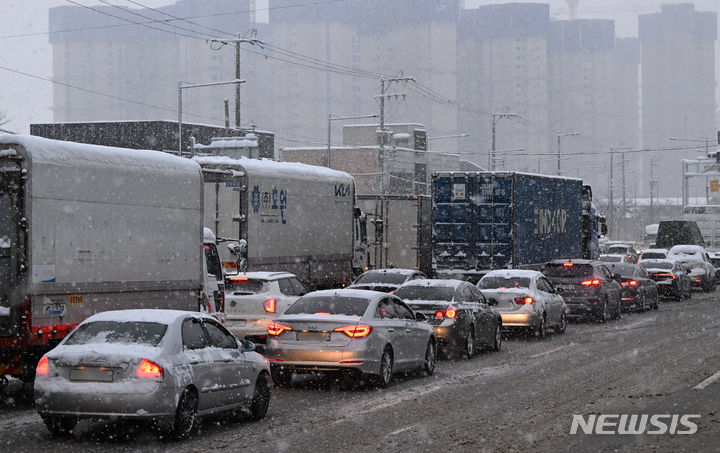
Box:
[514,296,534,304]
[620,280,638,287]
[267,322,293,336]
[136,359,163,379]
[653,273,676,279]
[563,262,574,267]
[334,325,373,338]
[229,277,249,282]
[314,312,331,315]
[435,308,457,319]
[580,279,601,287]
[388,290,394,294]
[36,356,49,376]
[263,298,276,313]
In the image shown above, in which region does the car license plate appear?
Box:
[69,367,114,382]
[296,331,330,341]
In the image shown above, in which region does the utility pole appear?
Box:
[374,75,415,194]
[649,157,658,224]
[490,111,521,170]
[555,131,579,176]
[210,29,263,133]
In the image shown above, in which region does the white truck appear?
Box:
[193,155,366,289]
[0,134,217,382]
[356,194,433,275]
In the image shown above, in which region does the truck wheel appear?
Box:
[42,415,77,437]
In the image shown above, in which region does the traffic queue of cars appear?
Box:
[33,249,714,439]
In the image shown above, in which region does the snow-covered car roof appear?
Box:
[640,248,668,254]
[668,245,705,254]
[303,288,390,300]
[80,309,207,325]
[226,271,297,281]
[399,279,465,288]
[480,269,542,279]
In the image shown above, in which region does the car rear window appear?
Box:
[543,263,593,278]
[354,272,408,285]
[641,252,665,259]
[639,261,673,270]
[478,277,531,289]
[65,321,167,346]
[225,277,267,294]
[285,295,370,316]
[599,255,622,262]
[394,286,455,301]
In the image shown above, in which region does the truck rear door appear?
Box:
[0,151,24,337]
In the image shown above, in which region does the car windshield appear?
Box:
[543,263,594,278]
[607,265,636,277]
[394,286,456,301]
[225,277,267,294]
[478,277,531,289]
[64,321,167,346]
[639,261,673,270]
[285,295,370,316]
[354,272,408,285]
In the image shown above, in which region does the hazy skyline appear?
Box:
[2,0,719,135]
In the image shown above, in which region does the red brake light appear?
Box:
[514,296,534,304]
[267,322,293,336]
[36,356,49,375]
[444,308,457,318]
[563,262,574,267]
[334,325,373,338]
[435,311,444,319]
[580,279,601,287]
[136,359,163,379]
[621,280,638,287]
[229,277,249,282]
[653,273,676,279]
[263,298,276,313]
[314,312,331,315]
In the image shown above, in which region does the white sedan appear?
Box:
[477,269,567,337]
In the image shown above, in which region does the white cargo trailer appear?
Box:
[0,134,206,381]
[193,156,360,289]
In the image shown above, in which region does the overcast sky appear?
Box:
[1,0,719,134]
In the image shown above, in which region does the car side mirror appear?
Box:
[415,312,427,322]
[555,287,564,294]
[241,340,256,352]
[488,298,498,306]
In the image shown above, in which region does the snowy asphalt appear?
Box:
[1,291,719,452]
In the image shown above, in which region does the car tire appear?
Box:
[612,298,622,320]
[423,340,436,376]
[462,328,476,358]
[637,293,646,312]
[172,388,199,439]
[271,368,293,387]
[596,299,607,323]
[375,347,393,388]
[42,415,77,437]
[534,314,547,338]
[249,373,271,420]
[492,322,502,351]
[556,312,567,334]
[674,288,683,302]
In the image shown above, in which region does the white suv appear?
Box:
[224,272,310,343]
[667,245,717,292]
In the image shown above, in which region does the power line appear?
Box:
[122,0,234,38]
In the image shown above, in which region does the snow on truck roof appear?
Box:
[192,155,353,182]
[0,134,201,174]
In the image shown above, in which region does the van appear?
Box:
[655,221,704,249]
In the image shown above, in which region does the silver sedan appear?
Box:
[263,289,437,388]
[34,309,271,438]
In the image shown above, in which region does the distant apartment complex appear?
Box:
[46,1,716,200]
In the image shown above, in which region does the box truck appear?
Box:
[0,134,214,382]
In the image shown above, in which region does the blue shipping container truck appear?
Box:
[433,172,593,271]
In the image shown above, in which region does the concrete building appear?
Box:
[639,3,717,198]
[457,3,551,172]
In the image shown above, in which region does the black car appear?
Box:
[348,268,427,293]
[604,262,660,312]
[394,279,502,358]
[542,260,622,323]
[639,259,692,301]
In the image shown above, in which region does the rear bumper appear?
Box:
[264,340,378,375]
[564,302,603,319]
[499,312,539,328]
[34,378,176,421]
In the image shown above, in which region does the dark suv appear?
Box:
[542,260,622,323]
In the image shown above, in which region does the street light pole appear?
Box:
[490,112,520,171]
[326,113,378,167]
[555,132,578,176]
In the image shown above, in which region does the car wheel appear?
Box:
[462,328,475,358]
[42,415,77,437]
[674,287,683,302]
[556,311,567,334]
[423,340,436,376]
[172,388,199,438]
[492,322,502,351]
[637,293,646,312]
[375,347,393,388]
[652,293,660,309]
[249,373,271,420]
[534,315,547,338]
[597,299,607,323]
[271,368,293,387]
